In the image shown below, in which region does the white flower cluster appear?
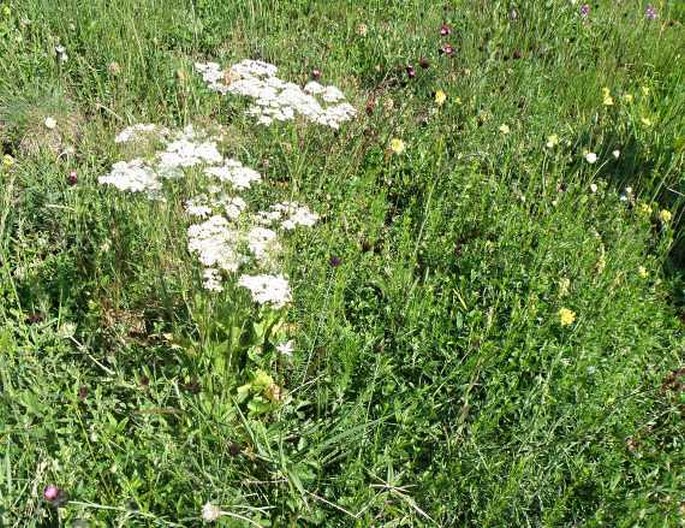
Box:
[98,159,161,195]
[237,274,292,309]
[195,59,357,129]
[157,126,223,176]
[100,122,319,308]
[115,123,169,144]
[256,201,320,230]
[204,159,261,190]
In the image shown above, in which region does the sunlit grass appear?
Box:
[1,1,684,526]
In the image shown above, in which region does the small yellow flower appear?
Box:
[640,116,653,127]
[499,123,510,134]
[389,138,406,155]
[356,23,368,37]
[641,86,650,96]
[2,154,14,168]
[622,93,634,103]
[558,307,576,327]
[546,134,559,149]
[602,87,614,106]
[637,266,648,279]
[434,89,447,106]
[659,209,672,223]
[454,96,463,105]
[638,203,653,216]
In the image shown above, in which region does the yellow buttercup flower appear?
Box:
[2,154,14,168]
[640,116,653,127]
[499,124,510,134]
[638,266,648,279]
[558,308,576,327]
[389,138,406,155]
[602,87,614,106]
[659,209,672,223]
[434,89,447,106]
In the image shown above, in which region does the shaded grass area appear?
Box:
[1,0,684,525]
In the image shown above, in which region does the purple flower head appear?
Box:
[44,486,59,501]
[43,485,67,506]
[67,170,77,185]
[329,255,342,268]
[405,65,416,79]
[311,69,321,80]
[645,4,658,20]
[580,4,590,17]
[440,23,452,36]
[440,43,454,56]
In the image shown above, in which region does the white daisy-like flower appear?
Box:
[276,340,294,357]
[590,183,598,193]
[238,273,292,308]
[585,152,598,164]
[44,117,57,129]
[612,149,620,159]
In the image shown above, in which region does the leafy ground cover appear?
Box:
[1,1,684,526]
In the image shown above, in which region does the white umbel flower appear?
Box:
[238,273,292,308]
[98,159,161,194]
[204,159,262,189]
[187,216,242,273]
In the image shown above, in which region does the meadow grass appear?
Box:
[1,0,684,526]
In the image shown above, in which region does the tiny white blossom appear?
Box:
[202,502,221,522]
[276,340,294,357]
[44,117,57,129]
[585,152,597,164]
[612,149,620,159]
[590,183,598,193]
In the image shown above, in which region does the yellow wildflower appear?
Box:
[638,203,653,216]
[638,266,648,279]
[602,87,614,106]
[499,123,510,134]
[434,89,447,106]
[546,134,559,149]
[640,116,653,127]
[558,308,576,327]
[641,86,650,96]
[389,138,406,155]
[2,154,14,168]
[659,209,672,223]
[622,93,634,103]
